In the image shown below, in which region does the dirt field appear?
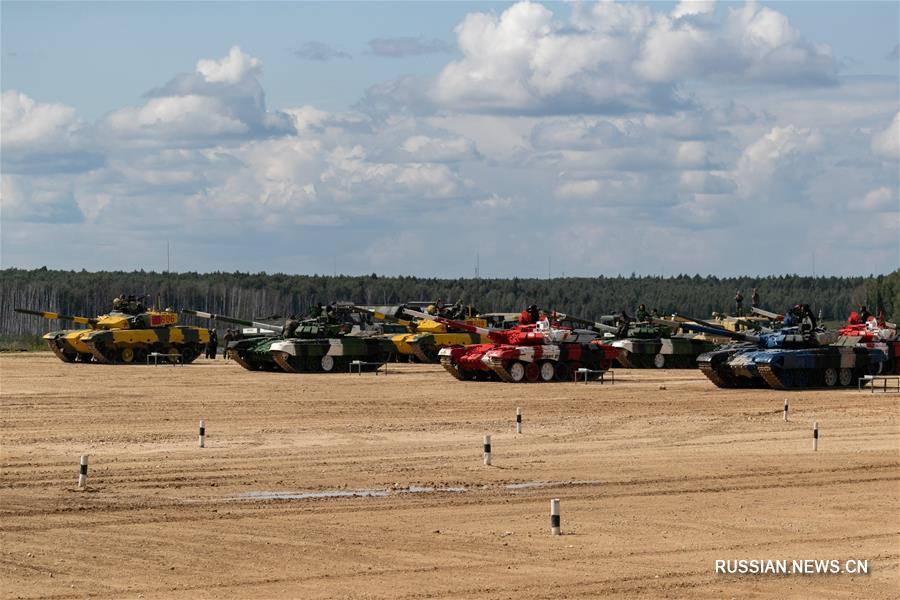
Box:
[1,352,897,599]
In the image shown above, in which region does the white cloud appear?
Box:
[100,47,293,145]
[400,135,479,162]
[871,112,899,161]
[734,125,823,198]
[671,0,716,19]
[637,1,836,85]
[556,179,602,198]
[197,46,262,83]
[849,186,897,212]
[2,4,896,276]
[1,91,79,148]
[0,91,101,174]
[430,0,836,116]
[0,174,83,223]
[321,145,467,203]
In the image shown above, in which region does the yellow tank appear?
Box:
[15,300,210,364]
[364,306,491,363]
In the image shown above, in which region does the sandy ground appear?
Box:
[1,352,898,599]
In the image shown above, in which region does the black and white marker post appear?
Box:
[483,434,492,466]
[199,419,206,448]
[550,498,561,535]
[813,422,818,451]
[515,407,522,434]
[77,455,88,488]
[783,399,789,422]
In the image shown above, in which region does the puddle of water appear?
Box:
[230,489,389,501]
[219,480,600,503]
[403,485,467,494]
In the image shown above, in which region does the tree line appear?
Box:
[1,268,897,338]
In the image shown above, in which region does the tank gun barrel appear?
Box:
[751,306,783,320]
[648,317,685,332]
[182,309,284,333]
[400,306,494,337]
[677,315,761,343]
[354,306,415,330]
[553,312,619,333]
[14,308,95,326]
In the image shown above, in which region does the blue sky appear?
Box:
[2,1,898,276]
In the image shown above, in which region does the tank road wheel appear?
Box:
[794,370,809,389]
[823,367,838,387]
[78,353,94,363]
[320,355,336,373]
[554,362,571,382]
[653,353,666,368]
[180,347,198,364]
[508,361,527,383]
[838,368,853,387]
[525,362,540,382]
[119,347,135,363]
[539,361,556,382]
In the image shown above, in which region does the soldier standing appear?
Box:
[617,311,632,338]
[751,288,760,309]
[635,304,649,322]
[222,329,233,360]
[734,290,744,316]
[519,304,539,325]
[206,329,218,359]
[284,315,300,337]
[859,305,872,323]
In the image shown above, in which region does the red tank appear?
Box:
[838,314,899,374]
[401,307,618,383]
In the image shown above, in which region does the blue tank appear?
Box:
[681,316,888,390]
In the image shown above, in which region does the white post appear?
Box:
[199,420,206,448]
[783,399,789,422]
[515,407,522,434]
[550,498,561,535]
[77,455,88,488]
[483,434,492,466]
[813,422,818,451]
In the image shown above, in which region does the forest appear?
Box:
[1,268,898,344]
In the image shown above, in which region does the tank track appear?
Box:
[615,352,635,368]
[757,363,788,390]
[271,352,299,373]
[486,356,517,382]
[406,337,437,363]
[45,340,75,362]
[229,352,256,371]
[439,356,465,380]
[699,363,735,388]
[83,340,115,364]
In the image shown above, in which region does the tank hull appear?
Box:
[438,341,618,383]
[80,327,209,364]
[269,337,391,373]
[697,344,888,390]
[226,336,285,371]
[42,329,95,362]
[610,337,717,369]
[397,331,485,363]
